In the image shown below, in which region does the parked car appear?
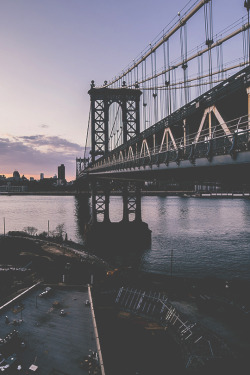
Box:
[39,287,52,298]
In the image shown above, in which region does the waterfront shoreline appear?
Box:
[1,233,249,371]
[1,233,250,286]
[1,190,250,198]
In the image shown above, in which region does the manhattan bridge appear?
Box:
[76,0,250,247]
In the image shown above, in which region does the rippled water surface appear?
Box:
[1,195,250,280]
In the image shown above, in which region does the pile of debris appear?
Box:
[81,350,101,374]
[0,330,22,372]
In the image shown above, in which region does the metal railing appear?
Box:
[114,287,232,369]
[86,114,250,173]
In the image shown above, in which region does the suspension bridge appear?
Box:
[76,0,250,248]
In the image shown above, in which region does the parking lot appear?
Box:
[0,286,97,374]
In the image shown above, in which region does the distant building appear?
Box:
[30,177,34,181]
[40,173,44,180]
[21,175,28,182]
[0,185,28,192]
[13,170,20,181]
[58,164,65,180]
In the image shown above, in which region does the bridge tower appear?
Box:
[85,83,151,250]
[88,82,141,163]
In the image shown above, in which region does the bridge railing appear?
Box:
[86,114,250,172]
[114,287,232,368]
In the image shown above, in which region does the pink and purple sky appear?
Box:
[0,0,246,180]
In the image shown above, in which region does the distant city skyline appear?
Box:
[2,166,68,180]
[2,168,63,181]
[0,0,246,180]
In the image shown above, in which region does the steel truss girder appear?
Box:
[76,157,89,178]
[107,66,250,156]
[86,66,250,174]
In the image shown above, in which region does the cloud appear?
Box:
[39,124,49,129]
[20,135,83,153]
[0,135,88,180]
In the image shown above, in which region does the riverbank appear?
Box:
[1,232,250,321]
[0,190,192,196]
[1,234,249,373]
[0,234,110,305]
[0,191,86,196]
[1,190,250,198]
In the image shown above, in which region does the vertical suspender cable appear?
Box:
[118,102,121,146]
[163,39,167,118]
[197,49,201,97]
[151,48,155,125]
[204,0,213,90]
[133,60,136,86]
[144,59,148,130]
[244,0,250,64]
[180,25,184,107]
[243,25,247,64]
[180,22,189,105]
[84,104,91,161]
[200,53,203,95]
[184,23,189,102]
[167,40,172,115]
[216,45,220,80]
[143,61,145,129]
[154,51,158,123]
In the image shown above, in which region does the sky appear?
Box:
[0,0,247,180]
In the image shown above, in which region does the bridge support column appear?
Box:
[183,119,189,147]
[104,185,111,223]
[90,181,97,223]
[90,180,111,223]
[84,180,151,251]
[208,109,212,139]
[122,182,129,222]
[122,182,142,223]
[135,184,142,223]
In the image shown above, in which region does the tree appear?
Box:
[53,223,65,239]
[38,231,48,239]
[23,226,38,236]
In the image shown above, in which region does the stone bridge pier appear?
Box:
[84,180,151,251]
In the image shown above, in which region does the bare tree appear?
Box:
[23,226,38,236]
[53,223,65,239]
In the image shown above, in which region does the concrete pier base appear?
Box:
[84,221,151,251]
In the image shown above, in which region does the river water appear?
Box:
[0,195,250,280]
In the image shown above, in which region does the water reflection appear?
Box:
[1,195,250,279]
[73,194,148,270]
[74,194,90,243]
